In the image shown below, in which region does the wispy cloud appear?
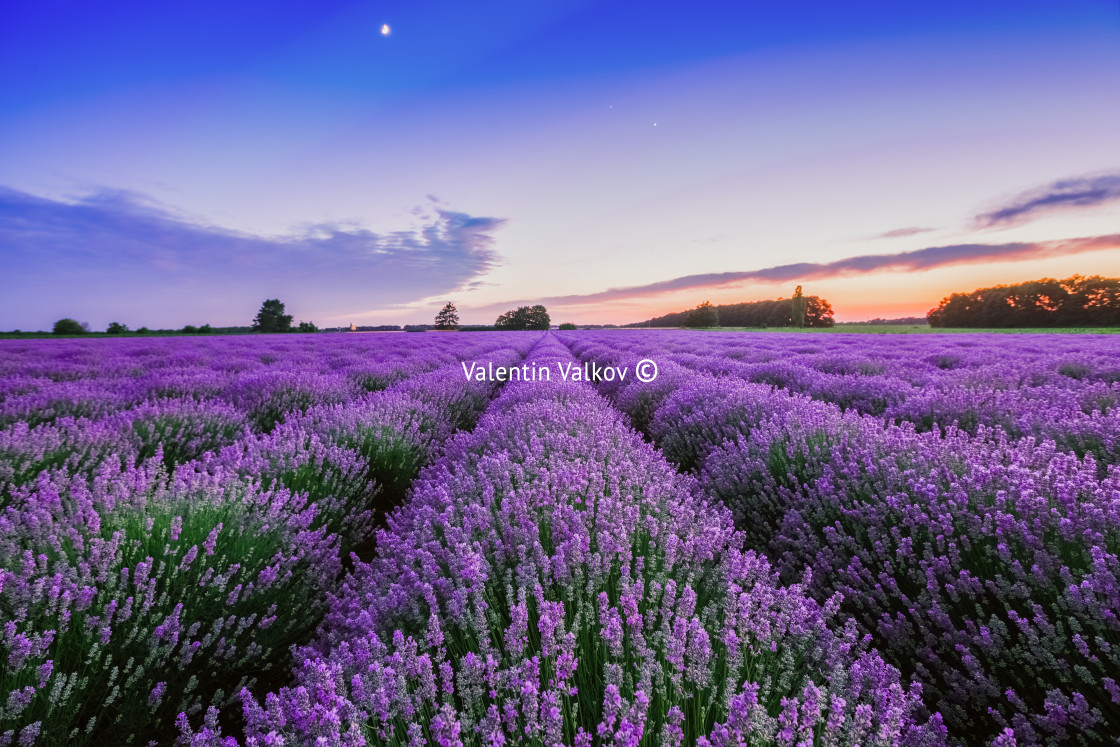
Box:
[974,172,1120,228]
[1,187,505,326]
[476,233,1120,311]
[874,226,935,239]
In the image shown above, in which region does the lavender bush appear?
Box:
[0,462,341,745]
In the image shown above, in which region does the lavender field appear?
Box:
[1,331,1118,747]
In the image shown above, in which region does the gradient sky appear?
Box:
[2,0,1119,329]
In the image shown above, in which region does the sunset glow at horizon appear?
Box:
[2,0,1119,329]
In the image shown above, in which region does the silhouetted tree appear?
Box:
[106,322,129,334]
[252,299,293,333]
[806,297,835,327]
[297,321,318,333]
[434,302,460,330]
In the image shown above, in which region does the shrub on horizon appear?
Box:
[251,299,293,333]
[494,303,550,330]
[685,300,720,328]
[434,301,459,330]
[51,318,85,335]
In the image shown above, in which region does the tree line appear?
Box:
[926,275,1120,328]
[429,302,557,331]
[41,299,318,336]
[30,299,572,338]
[631,288,835,328]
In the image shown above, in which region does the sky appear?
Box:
[2,0,1119,329]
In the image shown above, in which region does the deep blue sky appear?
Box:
[3,1,1111,101]
[3,0,1119,327]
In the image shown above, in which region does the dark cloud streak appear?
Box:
[477,233,1120,311]
[974,173,1120,228]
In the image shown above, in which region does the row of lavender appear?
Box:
[585,331,1120,471]
[562,332,1120,746]
[0,334,514,430]
[1,333,536,745]
[183,335,945,746]
[0,334,525,500]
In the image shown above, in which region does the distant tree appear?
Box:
[495,305,550,330]
[558,322,578,330]
[791,285,808,328]
[530,306,551,330]
[685,301,720,328]
[137,327,150,335]
[434,302,460,330]
[106,322,129,334]
[182,324,199,334]
[252,299,293,333]
[199,324,213,334]
[53,318,86,335]
[805,297,835,327]
[297,321,318,333]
